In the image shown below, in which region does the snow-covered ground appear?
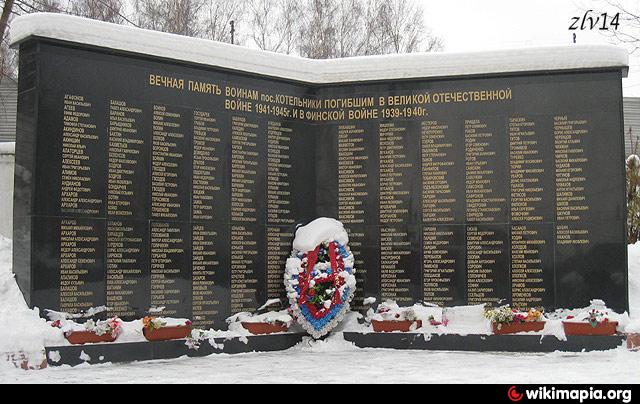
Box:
[629,244,640,319]
[0,235,638,383]
[1,336,638,384]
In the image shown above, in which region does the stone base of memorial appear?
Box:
[492,322,546,335]
[371,320,423,333]
[65,331,117,345]
[45,333,307,367]
[343,332,625,353]
[627,334,640,351]
[241,322,289,335]
[562,321,619,336]
[143,326,192,342]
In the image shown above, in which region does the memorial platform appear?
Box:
[45,333,306,367]
[43,332,629,368]
[343,332,627,353]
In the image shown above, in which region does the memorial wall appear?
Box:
[13,33,629,329]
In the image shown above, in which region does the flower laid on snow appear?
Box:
[428,315,446,327]
[107,317,123,336]
[365,301,443,328]
[143,316,166,331]
[143,316,192,331]
[55,317,123,338]
[485,305,546,329]
[369,301,420,322]
[584,309,612,328]
[527,308,544,322]
[185,329,206,351]
[86,317,123,337]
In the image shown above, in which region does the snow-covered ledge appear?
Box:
[10,13,629,84]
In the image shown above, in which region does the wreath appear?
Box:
[285,238,356,339]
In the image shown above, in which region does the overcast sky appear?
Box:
[422,0,640,97]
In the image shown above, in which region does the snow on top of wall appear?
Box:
[0,142,14,155]
[11,13,629,84]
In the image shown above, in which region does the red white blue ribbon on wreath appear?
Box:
[285,241,356,339]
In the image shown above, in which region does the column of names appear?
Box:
[192,110,224,326]
[107,221,144,317]
[61,94,101,215]
[465,119,506,223]
[555,116,590,245]
[267,121,294,300]
[59,219,101,313]
[231,116,261,313]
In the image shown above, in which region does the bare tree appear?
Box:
[274,0,301,54]
[292,0,441,59]
[201,0,244,43]
[0,36,17,81]
[135,0,204,36]
[298,0,339,59]
[1,0,67,81]
[0,0,15,42]
[248,0,275,50]
[374,0,442,54]
[333,0,366,57]
[248,0,300,53]
[1,0,444,81]
[71,0,126,24]
[599,0,640,54]
[13,0,66,14]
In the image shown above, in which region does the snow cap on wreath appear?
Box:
[284,218,356,339]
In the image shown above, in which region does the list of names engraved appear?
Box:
[267,121,294,225]
[555,116,590,245]
[266,228,292,300]
[150,222,186,316]
[59,219,100,313]
[266,121,294,300]
[380,227,413,304]
[465,119,506,222]
[61,94,101,215]
[230,225,259,313]
[509,117,545,222]
[192,110,223,221]
[230,115,261,313]
[466,226,505,305]
[422,120,457,223]
[423,226,457,305]
[152,105,185,220]
[379,123,412,224]
[511,225,547,309]
[345,227,368,310]
[338,125,369,224]
[192,224,222,328]
[107,100,144,217]
[231,116,259,223]
[107,221,144,317]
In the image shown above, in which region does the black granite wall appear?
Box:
[13,39,628,329]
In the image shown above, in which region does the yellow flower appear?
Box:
[143,316,155,329]
[526,309,543,322]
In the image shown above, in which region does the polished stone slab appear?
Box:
[343,332,626,353]
[45,333,306,367]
